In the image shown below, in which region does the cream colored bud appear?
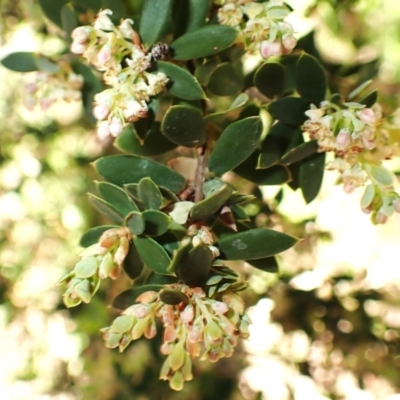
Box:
[282,34,297,50]
[114,236,129,266]
[336,129,351,149]
[72,27,91,43]
[97,44,112,65]
[358,108,376,125]
[70,41,86,54]
[97,121,111,140]
[109,118,124,137]
[94,9,114,30]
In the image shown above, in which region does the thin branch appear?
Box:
[194,144,207,203]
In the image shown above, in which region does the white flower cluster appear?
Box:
[24,62,83,111]
[303,100,400,223]
[215,0,297,59]
[70,9,168,139]
[303,101,382,154]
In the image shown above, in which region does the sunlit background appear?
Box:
[1,0,400,399]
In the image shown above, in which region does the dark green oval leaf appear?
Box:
[190,184,232,220]
[142,210,171,236]
[125,211,145,235]
[96,181,139,216]
[138,177,163,210]
[145,273,178,285]
[300,152,326,203]
[209,117,263,176]
[79,225,119,248]
[116,123,177,156]
[123,242,144,280]
[358,89,378,108]
[172,0,211,37]
[175,244,213,286]
[134,237,173,275]
[61,3,79,39]
[254,62,286,98]
[112,285,164,310]
[234,151,291,185]
[295,53,327,105]
[161,105,206,147]
[159,288,189,305]
[139,0,173,46]
[38,0,68,27]
[281,140,319,165]
[204,93,249,122]
[171,25,238,60]
[87,194,124,224]
[246,257,278,273]
[94,155,186,194]
[155,61,206,100]
[207,62,243,96]
[218,228,298,260]
[268,97,310,125]
[1,52,38,72]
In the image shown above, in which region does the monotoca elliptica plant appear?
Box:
[3,0,400,391]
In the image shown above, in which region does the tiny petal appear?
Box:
[98,44,112,65]
[97,121,111,140]
[70,41,87,54]
[362,137,376,150]
[282,34,297,50]
[336,129,351,149]
[260,41,282,59]
[109,118,124,137]
[358,108,376,125]
[93,103,110,120]
[72,27,91,43]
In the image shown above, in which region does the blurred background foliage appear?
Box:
[2,0,400,399]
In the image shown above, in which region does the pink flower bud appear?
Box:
[336,129,351,149]
[362,137,376,150]
[180,304,194,323]
[25,82,37,93]
[114,236,129,265]
[374,211,388,224]
[211,301,229,315]
[97,121,110,140]
[358,108,376,125]
[343,181,356,194]
[109,119,124,137]
[97,44,112,65]
[70,41,86,54]
[361,126,375,141]
[393,199,400,213]
[134,304,149,318]
[93,103,110,120]
[260,41,282,59]
[40,98,52,111]
[72,27,90,44]
[283,34,297,50]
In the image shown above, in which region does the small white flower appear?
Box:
[94,9,114,30]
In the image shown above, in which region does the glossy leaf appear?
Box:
[116,123,176,156]
[295,53,327,105]
[79,225,118,248]
[124,184,141,203]
[142,210,171,236]
[254,62,286,98]
[175,244,213,286]
[112,285,164,310]
[258,122,298,169]
[94,155,186,194]
[1,52,38,72]
[359,89,378,108]
[38,0,68,27]
[171,25,238,60]
[138,177,163,210]
[195,59,218,85]
[300,152,326,203]
[234,151,291,185]
[209,117,263,176]
[218,228,298,260]
[123,242,144,280]
[139,0,173,46]
[204,93,249,122]
[131,100,159,142]
[134,237,173,275]
[96,181,139,216]
[246,257,278,273]
[155,61,206,100]
[172,0,211,37]
[207,62,243,96]
[61,3,79,39]
[159,288,189,305]
[268,97,310,125]
[125,212,145,236]
[87,194,124,224]
[161,105,206,147]
[190,184,232,220]
[281,140,319,165]
[157,231,180,255]
[230,204,248,221]
[145,273,178,285]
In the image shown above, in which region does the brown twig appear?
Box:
[194,144,207,203]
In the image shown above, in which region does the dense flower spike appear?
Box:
[24,62,83,110]
[101,284,250,390]
[214,0,297,58]
[60,227,132,307]
[70,9,168,139]
[303,101,400,223]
